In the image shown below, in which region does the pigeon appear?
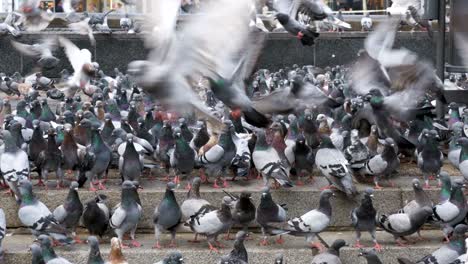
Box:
[399,179,433,216]
[108,237,128,264]
[256,187,288,246]
[0,130,29,202]
[274,254,284,264]
[315,135,358,197]
[156,121,175,181]
[36,128,64,189]
[449,123,464,168]
[119,134,143,185]
[110,181,142,248]
[170,128,196,188]
[87,127,112,191]
[86,9,115,29]
[397,224,468,264]
[289,134,315,185]
[360,138,400,189]
[0,209,5,262]
[359,249,383,264]
[30,243,45,264]
[252,129,293,188]
[310,239,346,264]
[86,236,105,264]
[433,179,467,242]
[406,5,433,38]
[53,181,84,243]
[153,182,182,249]
[185,196,233,252]
[36,235,72,264]
[344,129,370,170]
[275,13,319,46]
[19,0,55,31]
[198,122,237,188]
[218,231,249,264]
[361,13,373,31]
[287,190,335,250]
[11,38,59,69]
[225,191,256,239]
[448,238,468,264]
[377,205,432,246]
[82,194,109,238]
[18,179,73,244]
[458,138,468,183]
[153,251,184,264]
[351,188,381,251]
[417,129,443,188]
[60,123,82,180]
[58,37,96,96]
[28,122,46,169]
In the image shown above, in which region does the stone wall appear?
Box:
[0,31,438,77]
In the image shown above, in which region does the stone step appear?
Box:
[1,231,448,264]
[1,175,461,229]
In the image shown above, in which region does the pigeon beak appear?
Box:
[369,194,374,198]
[74,187,79,191]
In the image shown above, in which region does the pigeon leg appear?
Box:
[215,240,225,249]
[224,229,232,240]
[185,183,192,190]
[424,179,431,189]
[73,233,84,244]
[320,185,333,191]
[188,233,200,243]
[199,169,208,183]
[374,177,383,189]
[89,182,97,192]
[373,241,382,252]
[208,242,219,253]
[222,179,229,188]
[34,179,46,187]
[97,180,106,190]
[152,241,162,249]
[130,228,141,247]
[166,230,177,248]
[354,231,363,248]
[213,177,221,189]
[259,238,269,246]
[275,235,285,244]
[131,240,141,248]
[310,241,325,252]
[296,172,305,186]
[395,237,408,247]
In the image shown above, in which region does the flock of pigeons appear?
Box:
[0,0,468,263]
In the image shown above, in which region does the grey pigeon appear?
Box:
[360,138,399,189]
[82,194,109,238]
[256,187,288,246]
[0,130,29,202]
[275,13,319,46]
[0,209,5,261]
[153,251,184,264]
[185,196,232,252]
[351,188,380,250]
[448,123,464,168]
[287,190,334,250]
[315,136,357,197]
[87,127,111,191]
[458,138,468,183]
[417,129,443,188]
[274,254,284,264]
[53,181,84,243]
[406,5,433,38]
[181,177,213,221]
[377,205,432,246]
[225,191,256,238]
[359,249,383,264]
[110,181,142,247]
[18,179,73,244]
[433,179,467,242]
[399,179,433,216]
[344,129,369,169]
[310,239,346,264]
[86,236,105,264]
[170,127,196,188]
[37,234,72,264]
[36,128,64,189]
[30,243,45,264]
[119,134,143,185]
[448,238,468,264]
[252,129,293,188]
[218,231,248,264]
[11,38,59,69]
[153,182,182,249]
[398,224,468,264]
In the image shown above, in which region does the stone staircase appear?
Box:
[1,162,462,263]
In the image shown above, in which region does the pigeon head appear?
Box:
[104,113,112,122]
[165,251,184,264]
[412,179,422,190]
[261,187,270,197]
[320,189,335,199]
[453,224,468,236]
[47,128,56,137]
[70,181,79,191]
[239,192,252,200]
[18,179,33,196]
[363,188,374,198]
[122,180,136,190]
[296,134,306,145]
[452,179,465,190]
[1,130,17,152]
[30,243,44,263]
[235,230,248,241]
[82,63,96,77]
[330,239,347,252]
[275,13,289,24]
[126,133,133,143]
[167,182,177,191]
[358,248,378,258]
[87,236,100,250]
[274,253,284,264]
[32,119,40,129]
[36,234,53,248]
